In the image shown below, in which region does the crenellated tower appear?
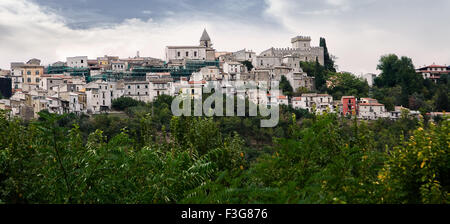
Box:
[291,36,311,50]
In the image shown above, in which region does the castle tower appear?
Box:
[200,29,212,48]
[291,36,311,50]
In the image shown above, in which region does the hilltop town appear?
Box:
[0,29,448,121]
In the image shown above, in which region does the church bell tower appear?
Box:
[199,29,212,48]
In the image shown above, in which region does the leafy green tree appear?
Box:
[327,72,369,100]
[112,97,144,111]
[377,119,449,203]
[280,75,293,98]
[434,88,449,111]
[374,54,424,107]
[241,60,253,72]
[300,60,327,92]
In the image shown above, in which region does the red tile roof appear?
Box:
[359,103,384,106]
[428,64,447,68]
[188,80,206,84]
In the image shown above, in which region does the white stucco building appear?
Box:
[291,93,333,113]
[67,56,88,68]
[165,29,216,63]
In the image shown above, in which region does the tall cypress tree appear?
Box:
[320,37,336,72]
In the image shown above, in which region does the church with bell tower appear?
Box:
[165,28,216,64]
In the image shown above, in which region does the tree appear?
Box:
[435,88,449,111]
[241,60,253,72]
[300,60,327,92]
[280,75,293,98]
[377,120,450,203]
[111,97,144,111]
[374,54,425,107]
[327,72,369,100]
[320,37,336,72]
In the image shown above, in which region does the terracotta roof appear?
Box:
[428,64,447,68]
[188,80,206,84]
[359,103,384,106]
[278,95,287,99]
[292,97,302,101]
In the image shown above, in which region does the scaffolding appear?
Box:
[47,66,90,81]
[47,60,220,83]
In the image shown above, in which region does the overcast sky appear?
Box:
[1,0,449,74]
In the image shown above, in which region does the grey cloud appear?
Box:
[31,0,274,29]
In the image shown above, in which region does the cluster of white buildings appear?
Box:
[0,29,428,121]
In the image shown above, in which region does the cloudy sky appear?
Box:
[1,0,449,74]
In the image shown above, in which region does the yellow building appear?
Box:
[23,65,44,85]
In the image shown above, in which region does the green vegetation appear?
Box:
[374,54,449,112]
[0,48,448,204]
[280,75,294,98]
[299,52,448,114]
[112,97,146,111]
[327,72,369,100]
[320,37,336,72]
[0,94,448,204]
[241,60,254,72]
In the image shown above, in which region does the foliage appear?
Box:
[279,75,294,98]
[320,37,336,72]
[112,97,145,111]
[376,119,449,203]
[327,72,369,100]
[300,60,329,92]
[241,60,253,72]
[0,88,448,204]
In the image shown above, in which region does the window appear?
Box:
[128,86,131,89]
[27,71,31,75]
[177,52,181,57]
[36,71,39,75]
[137,85,140,89]
[145,85,148,89]
[186,52,189,57]
[36,78,39,82]
[194,51,197,57]
[81,60,84,63]
[27,78,31,82]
